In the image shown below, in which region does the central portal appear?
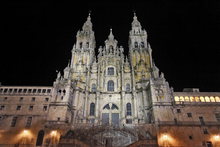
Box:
[102,103,119,126]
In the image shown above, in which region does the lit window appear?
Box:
[179,96,184,101]
[107,80,114,91]
[200,97,205,102]
[210,96,215,102]
[215,96,220,102]
[174,96,179,101]
[195,96,200,102]
[107,67,114,75]
[185,96,189,101]
[205,96,210,102]
[190,96,195,102]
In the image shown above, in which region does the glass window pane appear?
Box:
[205,96,210,102]
[215,97,220,102]
[210,96,215,102]
[190,96,195,102]
[185,96,189,101]
[200,97,205,102]
[179,96,184,101]
[174,96,179,101]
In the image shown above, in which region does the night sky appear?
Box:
[1,1,220,92]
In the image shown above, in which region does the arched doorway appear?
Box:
[36,130,44,146]
[102,103,119,126]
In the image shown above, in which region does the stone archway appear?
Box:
[102,103,119,126]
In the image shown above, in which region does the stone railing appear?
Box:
[0,86,52,96]
[156,121,220,126]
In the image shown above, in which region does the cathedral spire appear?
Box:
[132,12,141,29]
[82,12,93,31]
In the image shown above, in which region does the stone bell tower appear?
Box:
[128,13,155,124]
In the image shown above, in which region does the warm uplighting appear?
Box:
[50,130,57,137]
[22,130,29,136]
[162,134,168,140]
[214,135,220,141]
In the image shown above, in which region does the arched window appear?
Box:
[79,42,82,48]
[86,42,89,48]
[111,104,119,110]
[107,80,114,91]
[90,103,95,116]
[126,84,130,92]
[36,130,44,146]
[103,104,110,110]
[107,67,114,75]
[126,103,132,116]
[134,42,138,48]
[91,84,96,92]
[141,42,145,48]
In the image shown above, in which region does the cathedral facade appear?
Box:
[0,13,220,147]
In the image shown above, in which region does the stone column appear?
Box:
[95,92,100,124]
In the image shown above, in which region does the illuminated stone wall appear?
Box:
[0,13,220,147]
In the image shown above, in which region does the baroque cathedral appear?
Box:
[0,13,220,147]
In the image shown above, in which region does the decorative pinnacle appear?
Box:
[108,28,114,40]
[87,11,91,21]
[133,11,137,20]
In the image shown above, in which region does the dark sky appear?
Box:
[1,1,220,92]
